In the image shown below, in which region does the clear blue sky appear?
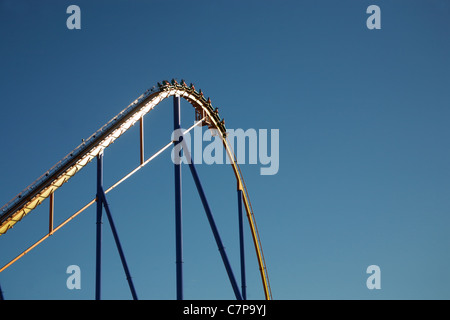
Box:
[1,0,450,300]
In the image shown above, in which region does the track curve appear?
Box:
[0,79,272,299]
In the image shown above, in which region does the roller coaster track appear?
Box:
[0,79,272,300]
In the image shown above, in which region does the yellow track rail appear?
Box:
[0,79,272,299]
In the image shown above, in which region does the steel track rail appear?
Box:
[0,79,272,299]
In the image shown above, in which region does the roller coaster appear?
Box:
[0,79,272,300]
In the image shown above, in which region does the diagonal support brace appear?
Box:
[99,190,138,300]
[95,153,138,300]
[180,138,242,300]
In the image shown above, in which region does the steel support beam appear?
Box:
[140,117,145,165]
[95,152,138,300]
[180,138,243,300]
[174,95,183,300]
[95,153,103,300]
[99,190,138,300]
[49,192,54,235]
[238,189,247,300]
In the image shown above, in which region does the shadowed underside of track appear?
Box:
[0,79,272,299]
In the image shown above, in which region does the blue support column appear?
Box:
[0,284,4,300]
[174,95,183,300]
[238,189,247,300]
[181,139,243,300]
[95,153,103,300]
